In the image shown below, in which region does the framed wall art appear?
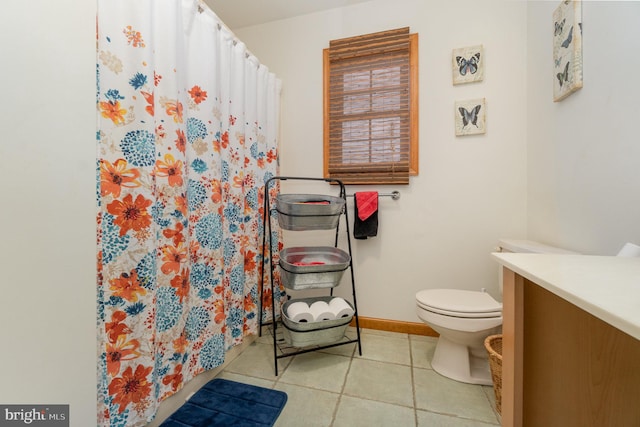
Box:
[452,45,484,85]
[455,98,486,136]
[553,0,583,102]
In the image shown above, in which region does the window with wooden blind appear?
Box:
[323,27,418,185]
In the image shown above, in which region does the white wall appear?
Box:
[0,1,97,426]
[526,1,640,256]
[234,0,529,321]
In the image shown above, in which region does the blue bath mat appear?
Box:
[160,378,287,426]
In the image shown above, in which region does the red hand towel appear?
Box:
[355,192,378,221]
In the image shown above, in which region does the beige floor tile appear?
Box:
[413,368,498,424]
[273,383,340,427]
[410,336,437,369]
[318,340,358,357]
[255,328,277,344]
[333,395,416,427]
[355,332,411,365]
[217,329,502,427]
[361,328,409,339]
[223,341,289,379]
[278,351,351,393]
[314,327,359,357]
[482,385,501,420]
[343,358,413,407]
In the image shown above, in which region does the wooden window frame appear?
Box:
[323,29,419,185]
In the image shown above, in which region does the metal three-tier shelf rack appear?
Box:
[259,176,362,375]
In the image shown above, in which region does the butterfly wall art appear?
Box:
[455,98,486,136]
[452,45,484,85]
[553,0,583,102]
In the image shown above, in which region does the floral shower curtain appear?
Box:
[96,1,283,424]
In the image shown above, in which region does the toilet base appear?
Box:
[431,335,493,386]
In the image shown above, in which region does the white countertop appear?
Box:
[492,253,640,341]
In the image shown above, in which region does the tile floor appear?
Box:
[215,327,501,427]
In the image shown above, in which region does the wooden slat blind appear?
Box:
[324,27,416,185]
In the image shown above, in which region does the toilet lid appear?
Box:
[416,289,502,316]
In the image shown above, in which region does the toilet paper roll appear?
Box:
[617,242,640,257]
[286,301,313,323]
[309,301,336,322]
[329,297,355,319]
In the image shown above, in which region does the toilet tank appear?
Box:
[496,239,578,294]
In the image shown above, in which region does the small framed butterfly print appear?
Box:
[452,45,484,85]
[553,0,583,102]
[455,98,486,136]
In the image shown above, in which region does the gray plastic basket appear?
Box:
[281,296,353,347]
[276,194,345,230]
[279,246,350,290]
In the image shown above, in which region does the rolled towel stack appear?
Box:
[286,301,314,323]
[286,297,355,323]
[309,301,335,322]
[329,297,355,318]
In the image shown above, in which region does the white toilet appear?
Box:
[415,239,577,385]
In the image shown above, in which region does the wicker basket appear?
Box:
[484,334,503,414]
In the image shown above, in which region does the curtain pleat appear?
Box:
[96,1,283,424]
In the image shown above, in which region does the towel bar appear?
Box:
[346,191,400,200]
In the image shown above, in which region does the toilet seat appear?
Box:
[416,289,502,318]
[417,304,502,318]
